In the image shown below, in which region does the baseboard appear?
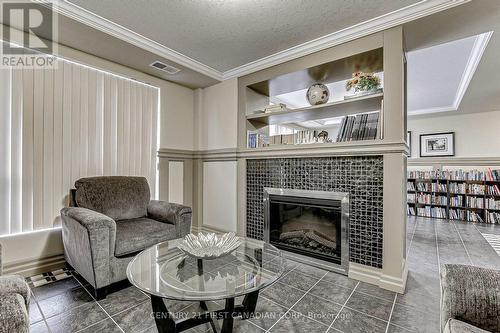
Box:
[348,261,408,293]
[3,254,66,277]
[378,259,408,293]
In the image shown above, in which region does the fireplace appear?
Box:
[264,188,349,272]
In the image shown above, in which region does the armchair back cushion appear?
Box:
[75,176,150,221]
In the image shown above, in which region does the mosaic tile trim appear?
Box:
[246,156,384,268]
[26,267,73,288]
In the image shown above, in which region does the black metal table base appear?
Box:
[151,290,260,333]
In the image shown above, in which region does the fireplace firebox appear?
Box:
[264,188,349,273]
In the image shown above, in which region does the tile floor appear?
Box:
[28,217,500,333]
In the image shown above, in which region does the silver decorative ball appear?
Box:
[306,83,330,105]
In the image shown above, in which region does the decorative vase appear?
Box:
[306,83,329,106]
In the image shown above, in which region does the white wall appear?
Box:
[203,161,237,232]
[196,78,238,150]
[408,110,500,158]
[168,161,184,204]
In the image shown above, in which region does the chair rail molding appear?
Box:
[46,0,469,80]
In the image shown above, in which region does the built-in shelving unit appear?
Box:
[407,170,500,223]
[243,47,385,149]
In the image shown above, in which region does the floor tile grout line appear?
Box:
[384,293,397,333]
[406,216,419,261]
[326,281,360,333]
[72,276,126,333]
[453,223,474,266]
[73,317,111,333]
[265,270,329,332]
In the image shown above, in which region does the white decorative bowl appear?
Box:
[177,232,241,260]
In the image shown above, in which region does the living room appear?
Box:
[0,1,499,333]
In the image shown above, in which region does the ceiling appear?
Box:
[406,33,490,115]
[404,0,500,117]
[66,0,419,72]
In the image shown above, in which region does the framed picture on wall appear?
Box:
[407,131,412,156]
[420,132,455,157]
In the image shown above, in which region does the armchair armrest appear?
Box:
[61,207,116,231]
[61,207,117,289]
[0,275,30,307]
[441,264,500,332]
[147,200,192,237]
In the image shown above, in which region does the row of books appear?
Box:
[466,197,484,209]
[417,206,446,218]
[449,209,484,223]
[408,169,500,181]
[407,182,416,191]
[486,212,500,224]
[486,198,500,210]
[486,185,500,196]
[468,184,485,195]
[449,182,466,194]
[449,196,463,207]
[407,205,416,216]
[247,132,268,148]
[336,112,379,142]
[407,193,415,203]
[415,194,447,205]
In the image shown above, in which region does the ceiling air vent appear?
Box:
[149,61,181,74]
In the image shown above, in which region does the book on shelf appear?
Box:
[407,205,416,216]
[486,185,500,196]
[486,198,500,210]
[407,182,416,191]
[467,184,485,195]
[268,130,330,146]
[449,196,463,207]
[466,196,484,209]
[486,211,500,223]
[336,112,378,142]
[407,193,415,203]
[449,182,466,194]
[247,131,269,148]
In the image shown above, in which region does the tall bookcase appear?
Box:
[407,172,500,223]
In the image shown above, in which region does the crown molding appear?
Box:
[52,0,469,82]
[408,31,492,117]
[52,0,224,81]
[222,0,471,79]
[453,31,493,109]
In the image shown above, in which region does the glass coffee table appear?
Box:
[126,238,285,333]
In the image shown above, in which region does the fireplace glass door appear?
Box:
[268,195,342,264]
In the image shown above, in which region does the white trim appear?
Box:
[3,254,66,277]
[453,31,493,109]
[408,31,492,116]
[48,0,469,80]
[348,261,408,293]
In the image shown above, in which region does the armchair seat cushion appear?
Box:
[114,217,177,256]
[444,319,491,333]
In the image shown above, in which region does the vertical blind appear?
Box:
[0,57,159,235]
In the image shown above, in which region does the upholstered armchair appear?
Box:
[61,176,192,299]
[0,243,31,333]
[441,264,500,333]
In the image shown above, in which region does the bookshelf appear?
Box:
[407,169,500,223]
[244,48,385,149]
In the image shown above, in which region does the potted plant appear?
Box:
[345,72,382,98]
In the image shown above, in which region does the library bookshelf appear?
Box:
[407,171,500,223]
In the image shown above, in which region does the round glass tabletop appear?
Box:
[126,238,285,301]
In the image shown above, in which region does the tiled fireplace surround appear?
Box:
[246,156,384,269]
